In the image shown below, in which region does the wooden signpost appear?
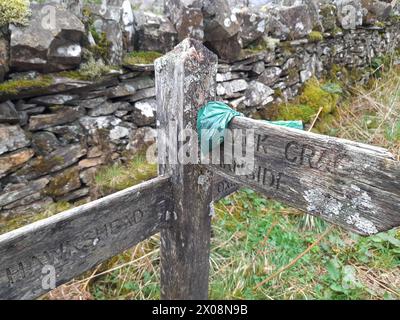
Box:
[0,38,399,300]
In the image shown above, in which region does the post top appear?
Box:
[154,38,218,71]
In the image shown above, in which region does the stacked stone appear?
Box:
[215,22,400,114]
[0,70,157,218]
[1,0,400,218]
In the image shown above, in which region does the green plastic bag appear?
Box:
[197,101,243,155]
[197,101,303,155]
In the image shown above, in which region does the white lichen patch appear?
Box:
[304,188,343,217]
[135,100,155,118]
[303,184,379,235]
[346,213,378,235]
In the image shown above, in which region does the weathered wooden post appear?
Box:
[155,39,218,299]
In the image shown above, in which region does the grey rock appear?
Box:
[14,144,86,180]
[252,61,266,75]
[87,2,125,65]
[107,82,137,98]
[29,94,79,106]
[127,127,157,154]
[244,81,274,107]
[320,3,338,31]
[216,71,246,82]
[79,115,122,133]
[108,76,154,98]
[258,67,283,86]
[80,97,108,109]
[0,124,30,155]
[9,3,85,72]
[126,87,156,103]
[28,107,84,130]
[0,37,9,82]
[236,7,266,47]
[164,0,204,41]
[362,0,392,25]
[0,101,19,124]
[109,125,131,140]
[47,166,81,197]
[268,4,313,40]
[336,0,363,30]
[0,148,35,178]
[131,98,157,126]
[206,34,242,62]
[58,187,90,202]
[31,132,60,155]
[46,122,85,144]
[134,11,178,53]
[3,192,43,210]
[203,0,240,42]
[1,197,54,219]
[216,79,248,98]
[15,101,38,111]
[88,101,121,116]
[0,177,49,207]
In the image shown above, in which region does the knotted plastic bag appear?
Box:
[197,101,303,155]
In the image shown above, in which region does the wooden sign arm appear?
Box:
[208,116,400,235]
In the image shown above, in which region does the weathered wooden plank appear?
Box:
[209,116,400,235]
[0,176,173,300]
[212,175,238,202]
[155,39,218,299]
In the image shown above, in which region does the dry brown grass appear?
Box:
[335,64,400,160]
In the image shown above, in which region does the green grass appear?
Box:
[123,51,163,65]
[94,153,157,196]
[53,189,398,300]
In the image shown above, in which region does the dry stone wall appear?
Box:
[1,0,400,218]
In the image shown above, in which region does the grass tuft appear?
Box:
[94,153,157,196]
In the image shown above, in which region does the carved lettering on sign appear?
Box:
[284,141,350,174]
[217,180,235,194]
[3,208,148,287]
[246,166,283,190]
[256,135,269,154]
[220,162,283,190]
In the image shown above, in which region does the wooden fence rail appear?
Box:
[0,38,399,300]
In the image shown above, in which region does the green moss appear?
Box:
[331,27,343,37]
[274,78,339,124]
[59,56,113,81]
[374,21,385,28]
[276,104,318,123]
[0,201,72,235]
[123,51,163,65]
[308,31,324,43]
[280,41,296,54]
[28,155,65,176]
[45,168,79,197]
[0,0,30,27]
[300,78,339,115]
[314,113,339,135]
[0,75,54,94]
[90,30,112,62]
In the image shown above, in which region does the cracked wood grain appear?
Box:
[0,176,173,300]
[209,116,400,235]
